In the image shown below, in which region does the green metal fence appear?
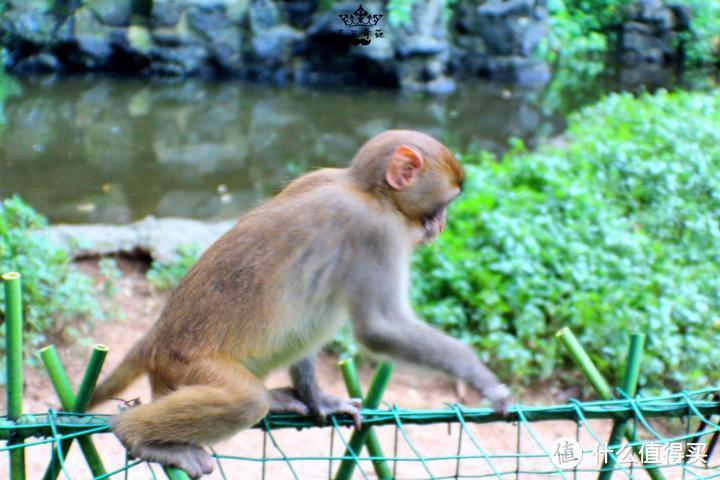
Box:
[2,272,719,479]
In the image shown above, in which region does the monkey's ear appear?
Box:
[386,146,424,191]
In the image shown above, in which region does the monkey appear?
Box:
[90,130,512,478]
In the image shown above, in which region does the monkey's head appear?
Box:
[349,130,464,245]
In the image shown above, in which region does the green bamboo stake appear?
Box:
[556,327,613,400]
[3,272,26,480]
[339,358,393,479]
[557,328,665,480]
[164,466,192,480]
[599,333,644,480]
[335,361,394,480]
[39,345,108,479]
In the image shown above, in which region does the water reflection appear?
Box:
[1,70,705,223]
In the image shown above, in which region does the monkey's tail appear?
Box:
[90,340,146,408]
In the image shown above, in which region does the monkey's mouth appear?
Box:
[422,207,447,240]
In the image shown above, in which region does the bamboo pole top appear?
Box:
[2,272,20,281]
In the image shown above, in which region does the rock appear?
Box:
[73,8,114,67]
[618,0,690,66]
[252,25,303,62]
[13,52,61,73]
[396,37,446,57]
[486,56,550,85]
[478,0,535,18]
[282,0,318,29]
[452,0,547,80]
[152,0,185,28]
[86,0,134,27]
[187,3,232,32]
[477,0,546,56]
[667,2,691,30]
[620,21,675,64]
[249,0,281,32]
[187,3,243,72]
[45,217,236,265]
[424,76,456,95]
[520,21,546,56]
[127,24,153,55]
[390,0,447,57]
[151,43,209,76]
[1,8,59,46]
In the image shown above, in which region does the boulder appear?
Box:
[45,217,235,264]
[249,0,281,32]
[86,0,134,27]
[485,56,550,85]
[13,52,61,73]
[1,8,59,46]
[72,8,115,68]
[187,3,243,72]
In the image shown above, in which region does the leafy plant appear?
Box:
[146,243,201,291]
[143,90,720,392]
[542,0,719,67]
[0,196,114,373]
[413,89,720,392]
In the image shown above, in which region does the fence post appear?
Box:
[557,328,665,480]
[339,358,393,479]
[3,272,25,480]
[335,361,394,480]
[39,345,108,479]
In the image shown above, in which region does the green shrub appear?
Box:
[543,0,719,66]
[146,243,201,291]
[0,196,115,373]
[142,90,720,391]
[413,89,720,392]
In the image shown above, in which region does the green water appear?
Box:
[0,71,701,224]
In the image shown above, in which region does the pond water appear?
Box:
[0,69,707,224]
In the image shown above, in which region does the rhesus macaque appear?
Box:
[90,130,512,477]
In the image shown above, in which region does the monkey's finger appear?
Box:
[350,409,363,430]
[491,396,513,418]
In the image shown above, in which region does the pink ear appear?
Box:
[385,146,424,191]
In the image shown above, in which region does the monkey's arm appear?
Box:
[269,356,362,428]
[348,266,511,413]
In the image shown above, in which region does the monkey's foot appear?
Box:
[126,443,214,479]
[312,394,363,429]
[270,387,312,415]
[270,388,362,429]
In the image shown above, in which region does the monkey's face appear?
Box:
[383,144,464,246]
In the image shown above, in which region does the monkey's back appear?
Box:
[142,180,402,378]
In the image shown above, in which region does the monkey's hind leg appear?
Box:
[113,357,271,478]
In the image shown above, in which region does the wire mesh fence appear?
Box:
[2,273,719,480]
[1,389,719,479]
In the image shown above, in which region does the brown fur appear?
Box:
[90,130,508,477]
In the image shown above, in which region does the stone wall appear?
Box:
[618,0,690,66]
[0,0,553,92]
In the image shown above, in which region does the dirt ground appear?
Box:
[1,259,674,479]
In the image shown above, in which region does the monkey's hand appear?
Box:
[270,387,362,429]
[483,383,513,417]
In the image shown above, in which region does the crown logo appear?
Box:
[338,5,383,28]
